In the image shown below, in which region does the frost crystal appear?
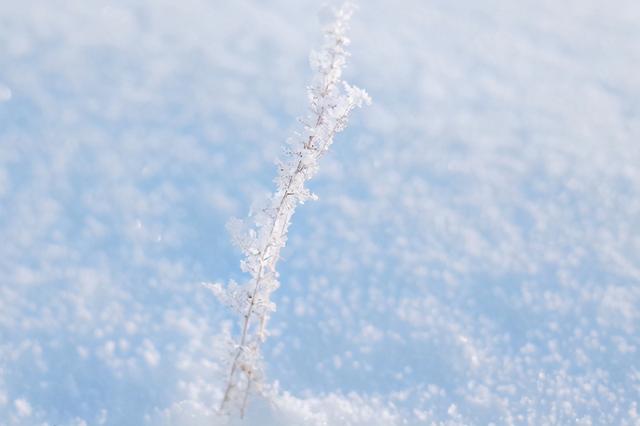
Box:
[205,1,370,418]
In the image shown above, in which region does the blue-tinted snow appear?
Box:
[0,0,638,425]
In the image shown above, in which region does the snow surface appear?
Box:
[0,0,639,425]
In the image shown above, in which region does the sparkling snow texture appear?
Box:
[0,0,639,425]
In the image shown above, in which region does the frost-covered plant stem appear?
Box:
[207,2,370,417]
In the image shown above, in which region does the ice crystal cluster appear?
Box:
[206,2,371,416]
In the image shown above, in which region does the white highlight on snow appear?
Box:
[14,398,32,417]
[0,84,11,102]
[141,339,161,367]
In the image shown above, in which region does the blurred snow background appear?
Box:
[0,0,639,425]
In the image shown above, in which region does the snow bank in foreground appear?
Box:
[1,0,639,424]
[154,393,400,426]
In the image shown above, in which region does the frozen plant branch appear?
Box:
[205,2,370,417]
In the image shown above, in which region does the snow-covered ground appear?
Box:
[1,0,639,424]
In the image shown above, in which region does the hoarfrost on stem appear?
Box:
[205,1,371,417]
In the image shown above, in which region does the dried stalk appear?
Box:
[206,2,370,417]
